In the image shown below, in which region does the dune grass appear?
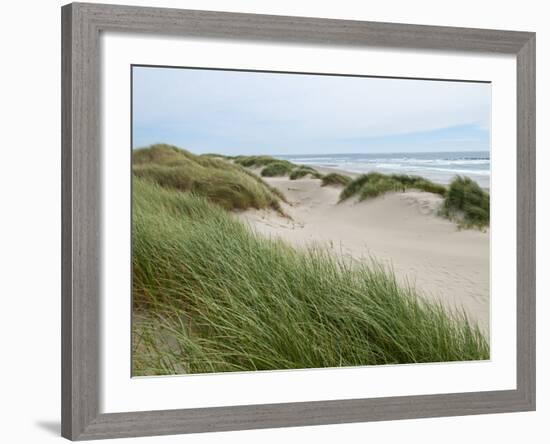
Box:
[234,154,324,180]
[132,177,489,376]
[200,153,233,160]
[232,155,296,177]
[321,173,352,187]
[233,155,290,168]
[442,176,490,228]
[289,166,323,180]
[340,172,447,202]
[260,161,295,177]
[132,144,283,212]
[340,172,489,229]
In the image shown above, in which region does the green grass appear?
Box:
[233,155,297,178]
[260,161,295,177]
[132,144,283,212]
[441,176,490,228]
[233,155,290,168]
[289,166,323,180]
[340,172,447,202]
[234,155,324,180]
[321,173,352,187]
[132,177,489,376]
[200,153,233,160]
[339,172,489,229]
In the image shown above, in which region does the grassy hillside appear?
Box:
[289,166,323,180]
[441,176,490,228]
[340,172,447,201]
[321,173,352,187]
[132,144,284,212]
[233,155,286,168]
[234,155,326,181]
[339,172,489,229]
[132,177,489,376]
[260,161,295,177]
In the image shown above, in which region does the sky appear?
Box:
[132,66,491,155]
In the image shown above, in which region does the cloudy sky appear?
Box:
[132,66,491,155]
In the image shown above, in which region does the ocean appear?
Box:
[277,151,490,188]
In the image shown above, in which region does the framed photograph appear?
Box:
[61,2,535,440]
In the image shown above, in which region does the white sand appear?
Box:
[237,174,490,334]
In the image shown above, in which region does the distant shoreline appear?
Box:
[274,150,490,189]
[307,163,490,191]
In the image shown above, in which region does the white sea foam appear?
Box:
[277,151,490,187]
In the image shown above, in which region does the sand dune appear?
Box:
[237,175,490,334]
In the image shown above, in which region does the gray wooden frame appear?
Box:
[61,2,536,440]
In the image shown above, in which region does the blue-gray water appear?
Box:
[277,151,490,188]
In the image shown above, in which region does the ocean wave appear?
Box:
[449,156,490,160]
[289,158,489,167]
[279,153,490,185]
[398,159,489,166]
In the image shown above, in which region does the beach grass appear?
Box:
[234,154,325,180]
[132,177,489,376]
[132,144,283,212]
[340,172,489,229]
[199,153,233,160]
[442,176,490,228]
[321,173,353,187]
[340,172,447,202]
[233,155,290,168]
[260,161,295,177]
[234,154,352,185]
[290,166,323,180]
[232,155,298,177]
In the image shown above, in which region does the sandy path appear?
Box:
[237,176,490,334]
